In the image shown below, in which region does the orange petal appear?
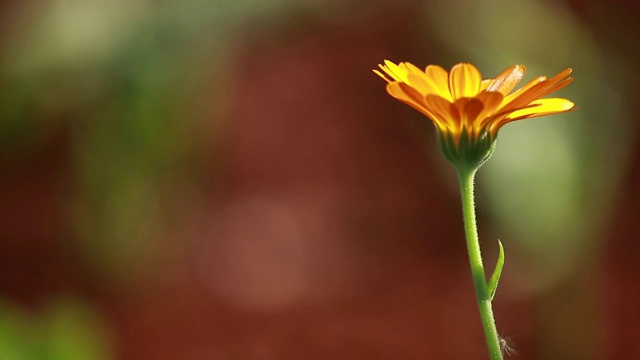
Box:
[500,76,547,111]
[474,91,505,127]
[398,82,428,107]
[477,91,504,111]
[539,76,574,97]
[545,68,573,87]
[425,94,458,129]
[502,68,573,110]
[504,75,544,98]
[458,98,485,128]
[387,82,420,107]
[387,82,436,120]
[522,69,574,102]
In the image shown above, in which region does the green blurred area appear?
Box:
[1,0,316,357]
[0,297,112,360]
[1,0,311,278]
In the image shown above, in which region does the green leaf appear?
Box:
[487,240,505,301]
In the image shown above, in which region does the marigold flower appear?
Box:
[374,61,574,170]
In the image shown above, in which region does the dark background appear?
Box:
[0,0,638,359]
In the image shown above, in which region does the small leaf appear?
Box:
[487,240,505,301]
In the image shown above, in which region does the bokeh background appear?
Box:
[0,0,638,359]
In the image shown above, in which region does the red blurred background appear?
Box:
[0,0,638,359]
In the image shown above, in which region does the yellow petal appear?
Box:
[407,73,436,95]
[373,69,391,82]
[486,65,526,95]
[377,64,399,82]
[404,62,440,95]
[483,102,540,133]
[449,63,482,100]
[383,60,410,83]
[404,62,425,76]
[504,98,575,122]
[425,65,452,101]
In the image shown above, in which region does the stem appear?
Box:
[457,168,504,360]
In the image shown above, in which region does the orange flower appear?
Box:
[374,61,574,169]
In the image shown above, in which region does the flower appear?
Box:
[374,61,574,170]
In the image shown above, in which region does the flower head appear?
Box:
[374,61,574,170]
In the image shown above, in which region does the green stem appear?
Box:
[457,168,504,360]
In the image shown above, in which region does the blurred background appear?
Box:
[0,0,638,359]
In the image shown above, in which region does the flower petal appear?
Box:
[407,73,436,95]
[404,62,425,76]
[520,69,573,103]
[539,76,574,97]
[501,68,573,111]
[386,82,438,121]
[480,79,493,91]
[501,76,546,108]
[486,65,526,95]
[425,65,452,101]
[546,68,573,88]
[374,60,575,152]
[457,98,485,129]
[503,98,575,122]
[377,64,400,82]
[425,94,458,130]
[387,82,421,107]
[383,60,410,83]
[373,69,392,82]
[449,63,481,100]
[475,91,505,127]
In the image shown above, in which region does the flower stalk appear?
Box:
[458,167,503,360]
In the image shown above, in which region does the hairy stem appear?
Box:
[457,168,504,360]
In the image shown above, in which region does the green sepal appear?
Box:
[487,240,505,301]
[436,126,497,172]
